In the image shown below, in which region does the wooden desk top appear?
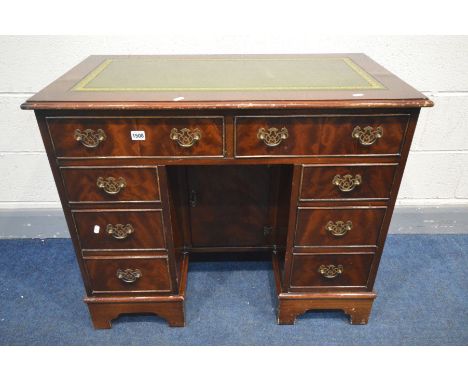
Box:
[22,54,433,110]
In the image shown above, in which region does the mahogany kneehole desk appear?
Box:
[22,54,433,328]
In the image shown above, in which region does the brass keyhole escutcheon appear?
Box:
[170,127,202,147]
[325,220,352,237]
[332,174,362,192]
[116,268,142,283]
[257,127,289,147]
[74,128,107,148]
[318,264,343,279]
[352,125,383,146]
[106,223,134,240]
[96,176,126,195]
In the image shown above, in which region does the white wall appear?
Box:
[1,35,467,209]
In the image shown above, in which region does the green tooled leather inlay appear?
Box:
[72,57,385,92]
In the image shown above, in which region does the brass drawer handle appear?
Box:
[332,174,362,192]
[74,128,107,148]
[116,268,142,283]
[170,127,202,147]
[325,220,352,236]
[352,125,383,146]
[318,264,343,279]
[257,127,288,147]
[96,176,126,195]
[106,223,134,239]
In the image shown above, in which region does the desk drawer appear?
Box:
[84,256,172,293]
[47,117,224,158]
[300,164,397,201]
[73,210,166,250]
[61,167,160,203]
[290,252,373,289]
[235,115,409,157]
[295,207,386,247]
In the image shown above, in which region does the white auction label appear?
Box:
[93,225,100,234]
[131,131,146,140]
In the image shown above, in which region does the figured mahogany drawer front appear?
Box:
[235,115,409,157]
[300,164,397,201]
[290,252,373,288]
[84,256,172,293]
[73,210,166,250]
[61,167,160,203]
[295,207,386,247]
[47,117,224,158]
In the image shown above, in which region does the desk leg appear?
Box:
[84,255,188,329]
[273,252,375,325]
[85,298,185,329]
[277,293,375,325]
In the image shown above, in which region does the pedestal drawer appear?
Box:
[73,209,166,250]
[61,167,160,203]
[300,164,398,201]
[295,207,387,247]
[47,117,224,158]
[235,114,409,157]
[290,251,373,289]
[84,256,172,293]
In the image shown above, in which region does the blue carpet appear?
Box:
[0,235,466,345]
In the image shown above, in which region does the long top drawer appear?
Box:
[47,116,224,158]
[235,114,410,157]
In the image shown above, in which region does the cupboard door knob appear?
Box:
[74,128,107,148]
[96,176,126,195]
[170,127,202,147]
[318,264,343,279]
[332,174,362,192]
[325,220,352,236]
[106,223,134,239]
[257,127,288,147]
[352,126,383,146]
[116,268,142,283]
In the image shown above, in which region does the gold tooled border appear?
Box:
[72,57,386,92]
[72,59,113,92]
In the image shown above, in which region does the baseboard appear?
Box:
[388,205,468,234]
[0,206,467,239]
[0,209,68,239]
